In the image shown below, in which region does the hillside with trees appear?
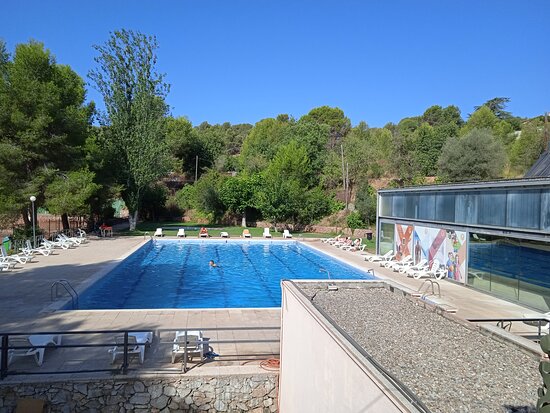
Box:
[0,34,547,233]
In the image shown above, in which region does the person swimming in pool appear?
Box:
[209,260,218,268]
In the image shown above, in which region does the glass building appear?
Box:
[377,178,550,311]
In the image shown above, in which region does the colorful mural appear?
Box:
[394,224,413,261]
[412,225,467,284]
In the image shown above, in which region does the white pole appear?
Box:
[30,196,36,248]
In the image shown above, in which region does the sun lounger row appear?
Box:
[323,235,365,252]
[6,330,216,368]
[154,227,293,238]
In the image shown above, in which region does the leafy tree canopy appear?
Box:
[438,128,507,182]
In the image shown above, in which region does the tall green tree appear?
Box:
[509,120,546,175]
[89,29,170,230]
[219,174,261,227]
[474,97,512,120]
[438,128,507,182]
[0,40,92,228]
[299,106,351,148]
[44,169,100,228]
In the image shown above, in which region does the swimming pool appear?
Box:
[74,240,375,309]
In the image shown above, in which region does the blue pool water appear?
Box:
[75,240,375,309]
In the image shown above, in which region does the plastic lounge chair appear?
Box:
[1,246,32,264]
[400,258,427,274]
[57,234,82,246]
[283,230,292,239]
[177,228,186,238]
[153,228,164,237]
[23,240,53,256]
[386,255,412,270]
[522,311,550,335]
[263,228,272,238]
[409,259,443,280]
[322,234,341,244]
[199,227,209,238]
[342,239,362,251]
[0,261,10,271]
[108,332,152,364]
[8,336,45,366]
[366,250,394,263]
[220,231,229,238]
[171,330,209,363]
[42,239,70,250]
[242,229,252,238]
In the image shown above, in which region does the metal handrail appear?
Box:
[50,280,79,309]
[0,326,280,380]
[418,280,441,298]
[468,317,550,339]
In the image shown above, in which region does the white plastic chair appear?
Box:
[366,250,394,263]
[263,228,272,238]
[154,228,163,237]
[171,330,207,363]
[177,228,186,238]
[283,230,292,239]
[108,332,152,364]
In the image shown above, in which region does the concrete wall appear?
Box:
[0,374,278,413]
[278,281,418,413]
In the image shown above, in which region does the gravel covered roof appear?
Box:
[300,284,540,413]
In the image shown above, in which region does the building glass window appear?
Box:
[380,195,392,217]
[477,192,506,227]
[418,194,435,221]
[379,222,395,255]
[468,233,550,311]
[436,192,456,222]
[506,190,540,229]
[455,192,478,225]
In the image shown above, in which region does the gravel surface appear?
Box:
[302,285,540,413]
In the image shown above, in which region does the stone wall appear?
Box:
[0,374,278,413]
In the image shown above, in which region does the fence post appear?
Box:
[1,335,8,380]
[122,332,129,375]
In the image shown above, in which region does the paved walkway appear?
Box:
[0,235,543,380]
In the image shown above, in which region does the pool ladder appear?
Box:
[51,279,79,309]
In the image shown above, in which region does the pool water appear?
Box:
[75,240,375,309]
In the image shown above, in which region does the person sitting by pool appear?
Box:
[209,260,218,268]
[199,227,209,238]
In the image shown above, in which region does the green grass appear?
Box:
[120,222,376,251]
[121,221,336,239]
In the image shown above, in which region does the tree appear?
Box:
[0,40,92,228]
[44,169,100,228]
[299,106,351,148]
[509,120,546,175]
[89,30,170,230]
[239,117,290,172]
[346,211,365,236]
[438,128,507,182]
[474,97,512,120]
[219,175,261,227]
[355,183,377,226]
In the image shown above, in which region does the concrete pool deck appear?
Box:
[0,235,544,380]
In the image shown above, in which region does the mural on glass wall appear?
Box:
[412,225,467,284]
[394,224,413,261]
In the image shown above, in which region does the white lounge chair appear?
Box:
[1,246,32,264]
[263,228,272,238]
[108,332,153,364]
[171,330,209,364]
[153,228,164,237]
[22,240,53,256]
[8,334,61,366]
[322,234,341,244]
[176,228,186,238]
[242,229,252,238]
[0,261,10,271]
[57,233,82,246]
[409,259,445,280]
[386,255,412,270]
[400,258,427,274]
[366,250,394,263]
[220,231,229,238]
[199,228,209,238]
[522,312,550,336]
[283,230,292,239]
[42,239,70,250]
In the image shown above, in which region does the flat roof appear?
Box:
[378,177,550,194]
[297,282,539,413]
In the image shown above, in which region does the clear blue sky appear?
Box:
[3,0,549,127]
